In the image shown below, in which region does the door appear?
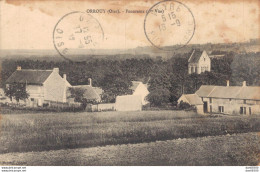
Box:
[203,101,208,113]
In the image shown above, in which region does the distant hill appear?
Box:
[0,39,259,61]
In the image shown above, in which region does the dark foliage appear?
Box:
[1,52,259,106]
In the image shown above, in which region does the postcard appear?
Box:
[0,0,259,168]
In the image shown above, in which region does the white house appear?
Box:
[130,81,149,105]
[5,66,71,107]
[188,49,211,74]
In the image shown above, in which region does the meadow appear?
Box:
[0,110,259,155]
[0,132,259,166]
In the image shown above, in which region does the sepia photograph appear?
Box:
[0,0,259,169]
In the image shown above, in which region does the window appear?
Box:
[243,100,246,104]
[229,98,232,101]
[209,98,212,103]
[218,106,224,113]
[240,107,246,114]
[31,98,34,101]
[249,107,252,115]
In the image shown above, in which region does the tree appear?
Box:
[147,87,171,107]
[4,83,29,103]
[68,87,96,109]
[100,68,132,103]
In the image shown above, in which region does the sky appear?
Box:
[0,0,259,50]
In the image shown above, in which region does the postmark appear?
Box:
[53,11,104,61]
[144,0,195,51]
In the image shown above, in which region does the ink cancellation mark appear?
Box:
[53,11,104,61]
[144,0,195,51]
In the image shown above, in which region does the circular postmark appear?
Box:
[53,11,104,61]
[144,0,195,51]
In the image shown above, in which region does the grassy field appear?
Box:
[0,132,259,166]
[0,110,260,155]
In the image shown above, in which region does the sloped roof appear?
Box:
[196,85,260,100]
[188,49,203,63]
[130,81,141,91]
[70,85,100,101]
[236,87,260,100]
[182,94,203,105]
[195,85,215,97]
[5,70,53,85]
[209,86,241,99]
[92,87,103,96]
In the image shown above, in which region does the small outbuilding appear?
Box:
[178,94,204,114]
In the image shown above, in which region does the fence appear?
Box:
[86,103,115,112]
[44,100,82,111]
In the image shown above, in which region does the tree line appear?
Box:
[1,51,259,106]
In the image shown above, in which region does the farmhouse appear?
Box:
[188,49,211,74]
[5,67,71,106]
[130,81,149,105]
[195,81,260,115]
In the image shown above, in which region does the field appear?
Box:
[0,110,259,165]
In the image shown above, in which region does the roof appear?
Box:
[188,49,203,63]
[196,85,260,100]
[195,85,215,97]
[208,86,241,99]
[92,87,103,96]
[70,85,101,101]
[130,81,141,91]
[236,87,260,100]
[5,70,53,85]
[181,94,203,105]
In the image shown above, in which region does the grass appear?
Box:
[0,110,260,154]
[0,132,259,166]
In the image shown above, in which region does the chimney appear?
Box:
[226,80,229,86]
[53,68,59,74]
[242,81,246,87]
[17,66,21,70]
[88,78,92,86]
[63,74,67,81]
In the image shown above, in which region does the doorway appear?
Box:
[203,101,208,113]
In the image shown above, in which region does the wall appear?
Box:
[43,72,67,102]
[132,83,149,105]
[116,95,142,111]
[26,85,44,106]
[202,97,260,115]
[198,51,211,73]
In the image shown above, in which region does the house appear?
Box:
[188,49,211,74]
[177,94,204,114]
[115,95,142,111]
[195,81,260,115]
[67,78,103,103]
[5,66,71,106]
[130,81,149,105]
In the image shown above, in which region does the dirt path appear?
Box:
[0,132,259,166]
